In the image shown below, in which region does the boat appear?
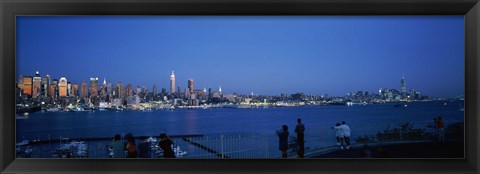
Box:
[393,103,407,108]
[174,146,187,156]
[51,140,88,158]
[16,140,29,146]
[46,108,60,112]
[328,101,346,106]
[16,115,28,119]
[142,108,153,112]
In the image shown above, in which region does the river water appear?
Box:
[17,100,464,141]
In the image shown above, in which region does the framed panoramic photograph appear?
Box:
[1,0,479,174]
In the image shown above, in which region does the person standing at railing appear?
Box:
[126,135,138,158]
[295,118,305,158]
[110,134,125,158]
[276,125,289,158]
[340,121,351,149]
[159,133,176,158]
[437,116,445,142]
[332,123,344,150]
[138,137,151,158]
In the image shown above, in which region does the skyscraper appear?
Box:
[136,86,141,95]
[208,88,213,101]
[59,77,68,97]
[170,70,175,93]
[52,79,58,98]
[100,79,107,100]
[22,76,33,96]
[17,75,24,95]
[188,79,194,93]
[107,82,113,96]
[72,84,79,97]
[90,77,98,99]
[48,84,56,99]
[126,84,133,97]
[161,88,167,95]
[153,84,158,96]
[32,71,41,98]
[41,74,50,97]
[81,80,88,99]
[401,76,406,98]
[116,82,123,99]
[67,82,72,96]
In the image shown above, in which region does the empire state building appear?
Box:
[170,70,175,93]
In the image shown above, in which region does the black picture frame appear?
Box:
[1,0,479,173]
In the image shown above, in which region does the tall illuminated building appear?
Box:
[41,74,50,97]
[17,76,24,94]
[107,82,113,96]
[32,71,41,98]
[72,84,79,97]
[401,75,406,98]
[58,77,68,97]
[136,86,141,95]
[52,79,58,98]
[48,84,56,99]
[67,82,72,96]
[153,84,158,96]
[170,70,175,93]
[184,88,191,99]
[116,82,123,99]
[81,80,88,99]
[90,77,98,99]
[100,78,107,100]
[188,79,194,93]
[142,86,148,95]
[22,76,33,96]
[124,84,133,97]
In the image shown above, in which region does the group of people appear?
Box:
[109,133,176,158]
[276,119,352,158]
[276,118,305,158]
[433,116,445,142]
[332,121,351,150]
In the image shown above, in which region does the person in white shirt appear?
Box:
[333,123,344,149]
[340,121,351,149]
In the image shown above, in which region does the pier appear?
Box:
[182,137,229,158]
[25,134,204,145]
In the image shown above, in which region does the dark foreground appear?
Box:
[310,141,464,158]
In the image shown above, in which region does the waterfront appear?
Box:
[17,100,464,158]
[17,100,464,141]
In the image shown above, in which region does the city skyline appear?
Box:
[17,70,444,98]
[17,16,464,97]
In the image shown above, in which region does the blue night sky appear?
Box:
[16,16,464,97]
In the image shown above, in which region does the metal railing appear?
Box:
[18,120,448,158]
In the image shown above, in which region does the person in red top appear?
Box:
[126,135,137,158]
[436,116,445,142]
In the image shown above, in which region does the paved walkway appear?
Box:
[308,141,463,158]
